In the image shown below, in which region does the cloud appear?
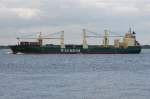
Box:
[0,0,150,44]
[0,1,41,19]
[12,8,40,19]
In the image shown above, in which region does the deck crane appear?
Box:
[82,29,124,48]
[16,31,65,48]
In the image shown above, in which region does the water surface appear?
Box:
[0,49,150,99]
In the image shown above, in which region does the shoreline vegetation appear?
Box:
[141,45,150,49]
[0,45,150,49]
[0,46,9,49]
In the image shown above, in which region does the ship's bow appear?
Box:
[9,45,18,54]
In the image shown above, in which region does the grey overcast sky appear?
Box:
[0,0,150,45]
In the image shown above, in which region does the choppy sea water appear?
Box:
[0,49,150,99]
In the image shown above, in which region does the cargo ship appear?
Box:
[9,29,141,54]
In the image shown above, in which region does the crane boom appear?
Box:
[17,31,65,47]
[17,37,61,39]
[86,36,123,38]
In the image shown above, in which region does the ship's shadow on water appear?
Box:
[0,49,150,99]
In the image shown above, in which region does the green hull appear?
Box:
[9,45,141,54]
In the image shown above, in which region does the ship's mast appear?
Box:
[60,31,65,48]
[83,29,88,49]
[34,31,65,48]
[103,30,109,48]
[38,32,43,46]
